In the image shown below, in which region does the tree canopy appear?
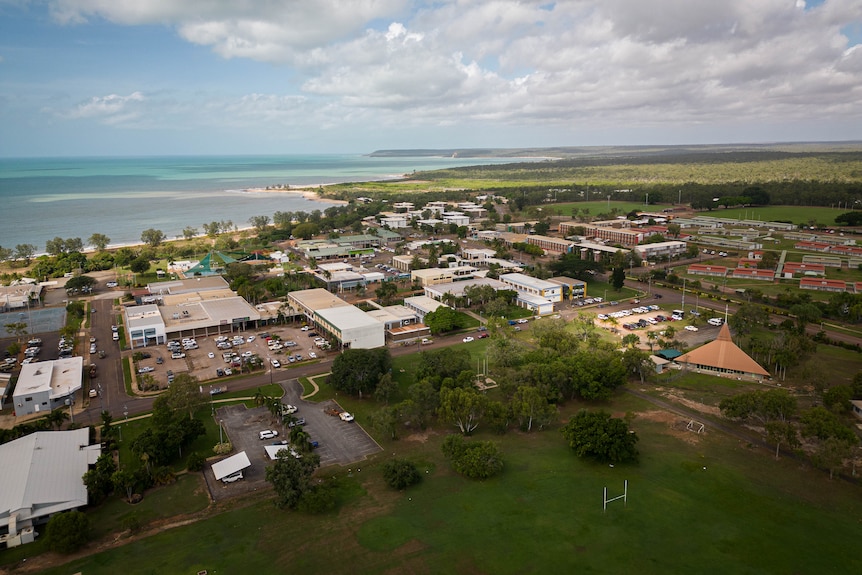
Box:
[329,348,392,397]
[561,410,639,464]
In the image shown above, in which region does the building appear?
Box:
[633,240,687,260]
[675,324,770,381]
[730,268,775,281]
[0,283,42,313]
[799,278,847,293]
[403,296,450,320]
[287,288,385,349]
[13,357,83,417]
[781,262,826,278]
[686,264,728,278]
[411,266,477,287]
[315,305,386,349]
[380,215,409,229]
[146,276,229,296]
[524,235,576,255]
[424,277,509,302]
[547,277,587,300]
[0,429,100,547]
[366,305,429,341]
[125,288,262,347]
[499,273,562,303]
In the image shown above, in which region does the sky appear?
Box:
[0,0,861,157]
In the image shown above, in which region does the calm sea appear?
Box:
[0,155,519,251]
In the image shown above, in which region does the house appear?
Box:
[0,429,100,547]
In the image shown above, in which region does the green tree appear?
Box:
[293,222,319,240]
[815,437,855,480]
[182,227,198,240]
[129,256,151,274]
[329,348,392,398]
[719,389,797,425]
[82,453,117,504]
[111,468,138,501]
[441,434,503,479]
[511,385,556,432]
[561,409,639,464]
[423,306,467,335]
[249,215,271,231]
[140,228,165,247]
[15,243,37,264]
[403,380,440,430]
[789,303,822,334]
[65,274,96,293]
[0,245,12,263]
[203,221,221,237]
[46,510,91,554]
[764,421,800,460]
[374,372,398,405]
[800,406,858,444]
[438,387,486,435]
[416,347,473,386]
[729,303,769,336]
[265,450,321,509]
[382,458,422,490]
[88,233,111,251]
[375,281,398,305]
[368,405,401,440]
[156,373,205,419]
[611,266,626,291]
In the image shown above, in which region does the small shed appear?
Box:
[656,349,682,361]
[211,451,251,482]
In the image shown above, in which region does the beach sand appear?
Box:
[244,186,348,205]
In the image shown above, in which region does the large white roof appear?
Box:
[316,305,382,331]
[15,357,83,400]
[0,429,99,525]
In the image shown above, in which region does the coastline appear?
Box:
[243,186,349,205]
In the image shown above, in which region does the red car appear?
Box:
[478,333,489,339]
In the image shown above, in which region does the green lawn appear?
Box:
[32,395,862,575]
[705,205,844,226]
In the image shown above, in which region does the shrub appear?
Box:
[442,435,503,479]
[382,458,422,490]
[187,452,206,472]
[46,510,91,554]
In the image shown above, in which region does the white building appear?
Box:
[633,240,687,260]
[403,296,450,320]
[0,429,100,547]
[13,357,83,417]
[315,305,386,349]
[499,273,563,303]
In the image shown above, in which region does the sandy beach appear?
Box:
[244,186,349,205]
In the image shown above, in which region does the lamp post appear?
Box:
[218,419,224,445]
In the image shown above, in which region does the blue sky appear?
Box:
[1,0,860,157]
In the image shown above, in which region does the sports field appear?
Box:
[26,391,862,575]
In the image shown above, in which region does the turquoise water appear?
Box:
[0,155,518,250]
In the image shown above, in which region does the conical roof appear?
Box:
[676,324,770,377]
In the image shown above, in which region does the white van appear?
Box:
[708,318,725,326]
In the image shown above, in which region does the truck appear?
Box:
[324,407,342,417]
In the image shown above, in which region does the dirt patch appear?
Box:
[661,392,722,417]
[404,430,436,443]
[637,409,703,445]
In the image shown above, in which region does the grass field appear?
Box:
[702,205,846,226]
[29,390,862,575]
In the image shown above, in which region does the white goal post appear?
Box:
[603,479,628,512]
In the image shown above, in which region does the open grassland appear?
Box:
[29,391,862,575]
[703,205,847,226]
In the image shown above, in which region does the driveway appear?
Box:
[279,379,382,468]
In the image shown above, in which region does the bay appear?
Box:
[0,154,518,251]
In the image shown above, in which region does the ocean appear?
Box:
[0,155,520,252]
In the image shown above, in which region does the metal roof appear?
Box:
[0,429,98,526]
[211,451,251,480]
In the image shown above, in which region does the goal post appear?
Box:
[603,479,628,512]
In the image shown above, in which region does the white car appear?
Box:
[301,326,310,331]
[463,336,475,343]
[259,430,278,440]
[308,352,317,359]
[271,359,281,368]
[106,281,118,288]
[684,325,699,332]
[247,335,255,343]
[597,314,608,320]
[208,352,215,359]
[283,404,298,415]
[339,412,355,422]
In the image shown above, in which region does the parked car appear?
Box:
[171,352,186,359]
[478,333,489,339]
[462,336,475,343]
[685,325,699,332]
[283,404,298,415]
[259,430,278,440]
[271,359,281,368]
[339,412,355,422]
[308,352,317,359]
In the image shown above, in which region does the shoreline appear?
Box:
[242,186,349,205]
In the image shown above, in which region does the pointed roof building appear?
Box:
[675,324,770,381]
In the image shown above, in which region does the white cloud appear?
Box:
[62,91,146,125]
[41,0,862,142]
